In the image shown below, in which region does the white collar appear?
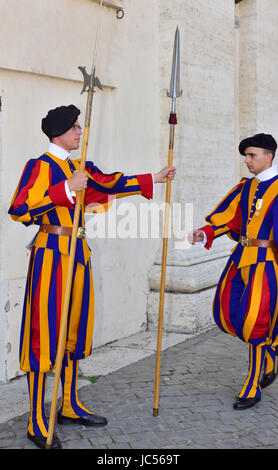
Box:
[255,165,278,182]
[47,142,70,161]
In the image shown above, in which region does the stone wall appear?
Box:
[148,0,278,336]
[147,0,237,335]
[237,0,278,177]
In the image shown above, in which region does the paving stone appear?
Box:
[2,328,278,449]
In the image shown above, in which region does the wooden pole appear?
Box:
[46,91,94,448]
[153,123,175,417]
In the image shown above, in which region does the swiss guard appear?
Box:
[8,104,176,448]
[188,133,278,410]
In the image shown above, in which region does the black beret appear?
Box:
[41,104,80,139]
[239,133,277,155]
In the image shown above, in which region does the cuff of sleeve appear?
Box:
[198,225,215,250]
[65,180,76,204]
[48,180,75,208]
[136,173,154,200]
[199,231,207,247]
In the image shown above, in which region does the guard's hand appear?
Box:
[187,230,204,245]
[68,170,88,191]
[154,167,176,183]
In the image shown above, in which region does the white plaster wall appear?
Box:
[0,0,161,380]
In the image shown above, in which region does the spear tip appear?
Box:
[167,26,183,101]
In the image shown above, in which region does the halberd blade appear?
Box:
[167,26,183,100]
[78,66,103,94]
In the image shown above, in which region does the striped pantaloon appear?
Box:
[21,246,95,435]
[20,246,95,372]
[213,259,278,398]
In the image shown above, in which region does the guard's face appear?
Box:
[244,146,273,175]
[55,120,83,152]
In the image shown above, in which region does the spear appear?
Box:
[153,26,182,417]
[46,0,104,449]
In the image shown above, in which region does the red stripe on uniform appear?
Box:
[249,269,271,339]
[219,263,237,335]
[13,160,41,209]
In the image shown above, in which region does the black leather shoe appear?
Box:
[27,431,62,449]
[233,396,261,410]
[57,413,107,427]
[260,371,277,389]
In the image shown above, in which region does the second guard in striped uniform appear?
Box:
[188,133,278,410]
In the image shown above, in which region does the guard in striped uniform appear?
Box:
[188,133,278,410]
[9,105,176,448]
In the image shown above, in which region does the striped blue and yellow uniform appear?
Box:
[9,151,154,437]
[9,152,153,374]
[199,174,278,398]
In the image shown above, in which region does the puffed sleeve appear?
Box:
[198,179,246,249]
[8,158,74,225]
[84,162,153,213]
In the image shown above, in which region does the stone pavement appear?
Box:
[1,327,278,451]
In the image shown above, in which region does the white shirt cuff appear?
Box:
[65,181,76,204]
[199,231,207,246]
